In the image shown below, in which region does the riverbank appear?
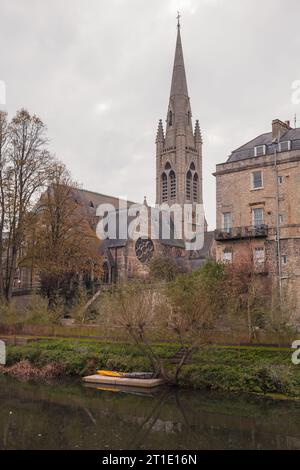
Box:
[1,338,300,398]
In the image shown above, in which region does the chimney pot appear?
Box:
[272,119,291,141]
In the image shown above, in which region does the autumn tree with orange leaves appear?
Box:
[25,163,102,310]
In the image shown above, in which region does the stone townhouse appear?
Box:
[214,118,300,318]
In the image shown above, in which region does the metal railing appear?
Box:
[215,224,268,241]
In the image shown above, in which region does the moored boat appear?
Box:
[97,370,154,380]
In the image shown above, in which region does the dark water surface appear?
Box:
[0,375,300,450]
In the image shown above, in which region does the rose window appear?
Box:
[135,237,154,264]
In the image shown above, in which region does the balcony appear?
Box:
[215,224,268,241]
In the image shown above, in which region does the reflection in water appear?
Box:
[0,375,300,450]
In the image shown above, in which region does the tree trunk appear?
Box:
[247,299,253,343]
[174,348,192,384]
[0,259,4,300]
[5,245,18,302]
[0,225,4,300]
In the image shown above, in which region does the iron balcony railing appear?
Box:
[215,224,268,241]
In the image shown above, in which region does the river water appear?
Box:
[0,375,300,450]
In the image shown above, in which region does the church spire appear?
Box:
[156,17,203,208]
[170,13,188,99]
[165,16,194,149]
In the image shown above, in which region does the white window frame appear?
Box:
[278,175,283,184]
[279,141,291,152]
[252,207,264,227]
[223,250,233,264]
[254,145,267,157]
[254,247,265,265]
[223,212,232,233]
[281,255,288,266]
[251,170,264,190]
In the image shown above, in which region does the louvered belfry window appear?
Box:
[162,172,168,202]
[186,170,192,200]
[193,173,198,201]
[170,170,176,200]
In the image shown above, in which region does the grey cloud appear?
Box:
[1,0,300,228]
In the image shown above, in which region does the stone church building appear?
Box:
[96,20,214,283]
[16,20,214,290]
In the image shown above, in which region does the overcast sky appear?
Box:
[1,0,300,229]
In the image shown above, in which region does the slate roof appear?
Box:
[189,231,214,261]
[75,188,137,211]
[227,127,300,163]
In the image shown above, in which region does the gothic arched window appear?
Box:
[168,110,173,126]
[193,173,199,202]
[187,111,191,125]
[165,161,171,171]
[186,170,192,200]
[190,162,195,171]
[161,172,168,202]
[169,170,176,200]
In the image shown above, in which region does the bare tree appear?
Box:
[106,282,167,378]
[102,262,226,383]
[223,250,272,342]
[0,111,9,300]
[1,109,53,302]
[165,262,225,382]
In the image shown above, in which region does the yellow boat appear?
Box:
[97,370,124,377]
[97,370,154,379]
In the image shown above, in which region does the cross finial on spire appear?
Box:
[177,11,181,29]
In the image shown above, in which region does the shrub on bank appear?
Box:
[178,364,293,396]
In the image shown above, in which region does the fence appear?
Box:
[0,322,296,347]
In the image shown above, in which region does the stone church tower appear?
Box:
[156,18,203,209]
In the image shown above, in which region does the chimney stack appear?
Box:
[272,119,291,141]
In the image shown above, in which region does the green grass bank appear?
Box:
[2,338,300,398]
